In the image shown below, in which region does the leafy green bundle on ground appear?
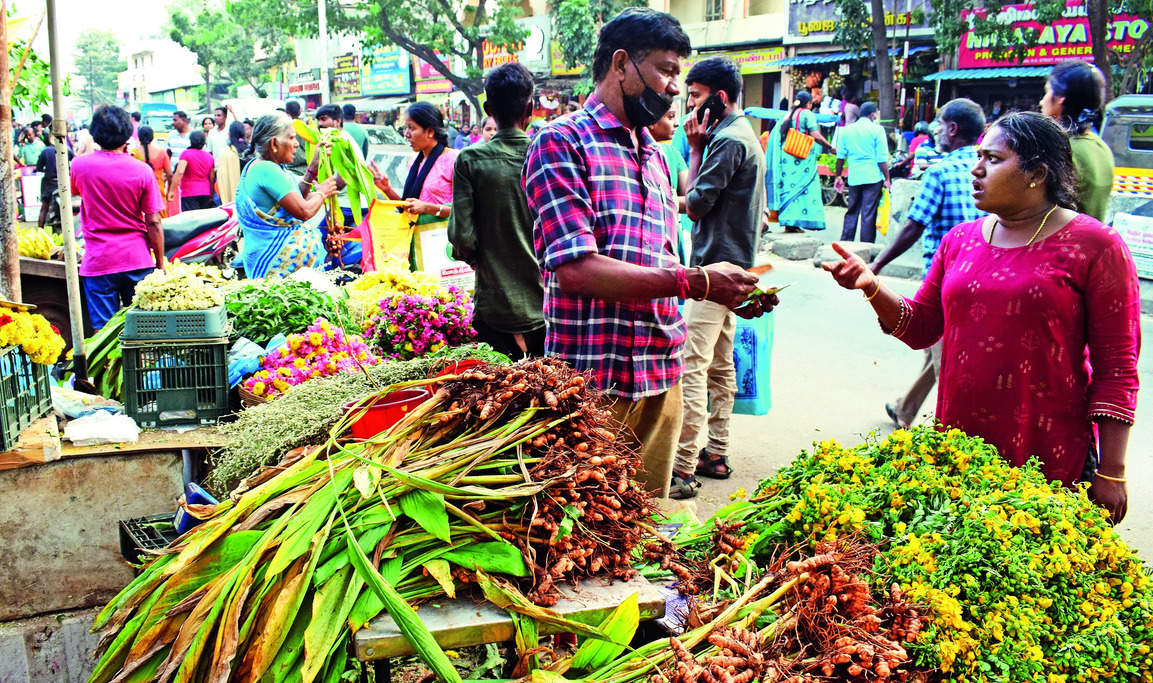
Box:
[224,278,354,344]
[205,344,510,494]
[676,426,1153,681]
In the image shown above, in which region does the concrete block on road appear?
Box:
[811,241,882,266]
[0,608,101,682]
[769,235,821,260]
[879,262,923,281]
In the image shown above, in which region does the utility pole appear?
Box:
[318,0,329,105]
[88,54,95,115]
[0,0,19,301]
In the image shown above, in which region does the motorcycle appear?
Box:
[163,205,241,272]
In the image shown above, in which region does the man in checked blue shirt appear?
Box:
[869,98,986,428]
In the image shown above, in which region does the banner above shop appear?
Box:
[786,0,933,44]
[550,41,585,76]
[361,45,411,96]
[686,46,786,74]
[414,52,453,94]
[957,1,1148,68]
[482,16,551,74]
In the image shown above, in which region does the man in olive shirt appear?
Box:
[673,56,766,497]
[448,63,545,357]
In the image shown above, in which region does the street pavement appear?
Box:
[690,205,1153,561]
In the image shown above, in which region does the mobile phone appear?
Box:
[696,93,725,125]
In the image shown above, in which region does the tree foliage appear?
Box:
[551,0,644,94]
[240,0,528,116]
[10,38,60,112]
[169,7,227,111]
[72,30,121,112]
[215,10,295,98]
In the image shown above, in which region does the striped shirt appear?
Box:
[522,95,685,400]
[907,145,983,275]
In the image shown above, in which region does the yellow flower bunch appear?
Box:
[0,307,65,365]
[708,425,1153,682]
[344,258,440,326]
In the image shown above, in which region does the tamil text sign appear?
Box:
[333,53,361,98]
[958,1,1148,68]
[786,0,932,44]
[414,52,452,94]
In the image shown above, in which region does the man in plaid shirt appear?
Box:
[870,98,986,428]
[523,8,777,498]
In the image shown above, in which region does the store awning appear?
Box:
[776,46,930,67]
[924,67,1051,81]
[336,95,413,111]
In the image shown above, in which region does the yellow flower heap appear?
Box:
[343,257,440,327]
[733,426,1153,682]
[0,306,65,365]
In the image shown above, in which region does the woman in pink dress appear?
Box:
[372,101,457,221]
[823,111,1139,524]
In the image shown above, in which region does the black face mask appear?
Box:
[619,56,673,129]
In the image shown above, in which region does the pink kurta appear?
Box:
[892,215,1140,485]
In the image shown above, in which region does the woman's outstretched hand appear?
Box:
[822,242,877,292]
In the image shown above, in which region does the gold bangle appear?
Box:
[863,281,882,302]
[1095,471,1127,483]
[694,266,710,301]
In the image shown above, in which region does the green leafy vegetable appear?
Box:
[224,279,354,344]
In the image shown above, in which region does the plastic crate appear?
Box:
[118,512,179,563]
[122,338,229,428]
[122,305,227,341]
[0,345,53,451]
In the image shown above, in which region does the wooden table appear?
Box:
[354,574,664,673]
[0,417,225,472]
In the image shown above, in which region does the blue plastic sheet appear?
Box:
[227,334,287,388]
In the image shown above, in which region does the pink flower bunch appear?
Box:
[364,286,475,360]
[243,318,378,399]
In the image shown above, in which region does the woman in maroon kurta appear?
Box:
[824,111,1139,524]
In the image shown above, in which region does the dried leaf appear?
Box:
[423,559,456,599]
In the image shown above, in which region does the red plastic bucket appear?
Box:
[431,359,483,379]
[344,388,431,439]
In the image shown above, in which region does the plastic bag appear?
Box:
[227,334,287,388]
[63,412,140,446]
[732,312,774,416]
[52,384,123,419]
[876,188,891,237]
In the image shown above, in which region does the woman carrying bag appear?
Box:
[767,92,835,233]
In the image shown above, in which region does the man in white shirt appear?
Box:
[166,111,192,173]
[205,105,233,158]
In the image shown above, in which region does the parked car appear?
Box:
[1100,95,1153,200]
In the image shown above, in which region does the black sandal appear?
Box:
[695,450,732,480]
[669,474,702,500]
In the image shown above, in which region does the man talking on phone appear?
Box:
[672,56,767,499]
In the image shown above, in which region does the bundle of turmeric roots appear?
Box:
[656,539,928,683]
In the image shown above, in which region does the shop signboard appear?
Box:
[957,1,1148,68]
[1114,213,1153,279]
[483,16,551,73]
[550,41,585,76]
[684,46,786,74]
[361,45,411,96]
[414,52,453,94]
[287,80,322,96]
[786,0,933,44]
[333,53,361,98]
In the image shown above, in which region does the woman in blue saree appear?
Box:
[767,92,835,233]
[235,112,339,278]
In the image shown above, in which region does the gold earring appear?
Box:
[1029,182,1036,188]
